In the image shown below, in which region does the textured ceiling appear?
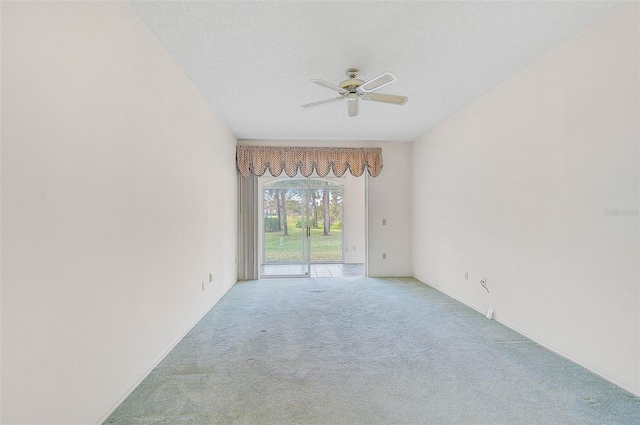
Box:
[131,1,620,142]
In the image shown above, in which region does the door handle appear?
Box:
[306,226,311,237]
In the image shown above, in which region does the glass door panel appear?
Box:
[308,179,344,264]
[262,178,310,277]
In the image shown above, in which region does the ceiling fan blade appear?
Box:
[310,79,349,95]
[348,97,359,117]
[362,93,408,105]
[301,96,345,108]
[358,72,398,93]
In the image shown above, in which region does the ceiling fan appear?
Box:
[301,68,408,117]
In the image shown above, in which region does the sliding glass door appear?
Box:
[261,177,344,278]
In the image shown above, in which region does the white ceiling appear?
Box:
[131,1,620,142]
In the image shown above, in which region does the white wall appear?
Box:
[1,2,238,424]
[343,174,366,264]
[412,2,639,395]
[366,142,412,277]
[240,140,412,277]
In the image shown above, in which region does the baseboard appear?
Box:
[93,281,237,424]
[412,274,640,397]
[493,313,640,397]
[412,273,492,323]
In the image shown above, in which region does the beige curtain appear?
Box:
[236,146,383,178]
[237,172,259,280]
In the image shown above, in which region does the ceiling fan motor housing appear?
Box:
[340,78,365,93]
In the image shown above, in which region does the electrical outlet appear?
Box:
[465,271,468,280]
[382,219,387,225]
[382,253,387,259]
[201,281,205,292]
[209,273,213,282]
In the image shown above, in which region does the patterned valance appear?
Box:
[236,146,383,178]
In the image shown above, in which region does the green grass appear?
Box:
[264,226,342,262]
